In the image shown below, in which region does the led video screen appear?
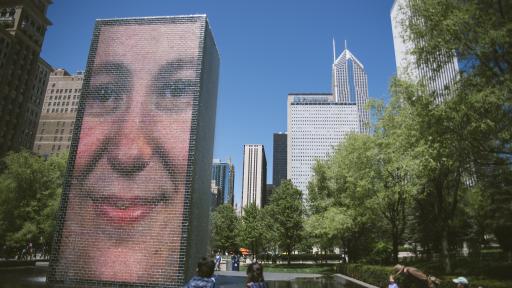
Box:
[48,16,218,287]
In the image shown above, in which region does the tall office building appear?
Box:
[0,0,52,157]
[332,44,370,133]
[272,132,287,186]
[211,159,235,207]
[288,93,360,194]
[33,69,84,157]
[391,0,459,100]
[288,45,369,195]
[242,144,267,211]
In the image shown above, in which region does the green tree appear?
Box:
[399,0,512,271]
[0,151,67,258]
[264,180,304,264]
[238,203,267,258]
[307,134,383,262]
[211,204,239,254]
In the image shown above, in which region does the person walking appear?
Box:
[214,253,222,271]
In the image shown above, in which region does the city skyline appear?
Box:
[38,0,396,208]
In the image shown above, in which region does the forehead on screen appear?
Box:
[94,21,201,65]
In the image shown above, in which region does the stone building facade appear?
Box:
[33,69,83,157]
[0,0,52,156]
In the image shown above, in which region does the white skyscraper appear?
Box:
[288,93,360,194]
[287,44,369,195]
[242,144,267,211]
[391,0,459,100]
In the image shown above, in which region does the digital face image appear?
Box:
[53,18,202,285]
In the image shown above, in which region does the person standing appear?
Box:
[184,257,216,288]
[214,253,221,271]
[231,253,240,271]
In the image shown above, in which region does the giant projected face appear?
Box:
[56,19,200,284]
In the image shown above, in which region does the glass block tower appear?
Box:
[48,15,219,287]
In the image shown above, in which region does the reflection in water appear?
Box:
[0,266,363,288]
[268,276,362,288]
[0,265,47,288]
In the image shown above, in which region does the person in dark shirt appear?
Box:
[184,257,216,288]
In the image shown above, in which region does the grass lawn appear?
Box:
[261,263,337,274]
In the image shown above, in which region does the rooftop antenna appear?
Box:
[332,38,336,62]
[345,39,347,51]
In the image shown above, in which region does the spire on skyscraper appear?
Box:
[332,38,336,63]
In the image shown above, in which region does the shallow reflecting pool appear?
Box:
[0,265,363,288]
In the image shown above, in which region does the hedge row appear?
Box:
[336,263,390,287]
[256,253,343,262]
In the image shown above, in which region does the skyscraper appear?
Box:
[332,43,370,133]
[391,0,459,100]
[211,159,235,207]
[287,44,369,195]
[33,69,84,157]
[0,0,52,157]
[288,93,360,194]
[272,132,287,186]
[242,144,267,211]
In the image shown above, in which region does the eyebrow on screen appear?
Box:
[91,62,132,84]
[154,58,197,82]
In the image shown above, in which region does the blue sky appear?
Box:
[41,0,397,207]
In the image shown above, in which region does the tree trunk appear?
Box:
[287,248,291,265]
[441,230,451,273]
[392,231,399,264]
